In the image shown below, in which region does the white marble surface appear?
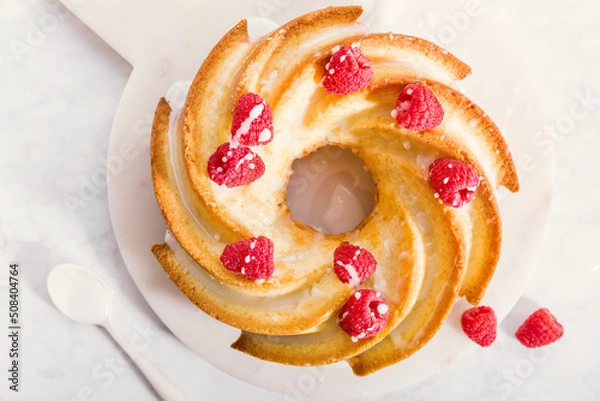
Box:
[1,0,599,400]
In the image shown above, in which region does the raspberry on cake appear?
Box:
[338,290,390,341]
[230,92,274,147]
[429,158,481,208]
[333,243,377,286]
[322,45,374,95]
[392,83,444,131]
[220,236,275,280]
[149,6,519,376]
[207,142,265,187]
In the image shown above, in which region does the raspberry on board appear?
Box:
[392,83,444,131]
[230,92,274,147]
[220,236,275,281]
[207,142,265,188]
[322,45,374,95]
[338,289,389,341]
[333,243,377,286]
[428,158,481,208]
[516,308,564,348]
[461,306,497,347]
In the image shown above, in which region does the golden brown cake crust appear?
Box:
[151,242,355,335]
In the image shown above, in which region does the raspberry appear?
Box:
[207,142,265,188]
[219,236,275,280]
[461,306,497,347]
[338,289,389,341]
[392,83,444,131]
[231,93,274,147]
[515,308,564,348]
[428,158,480,208]
[322,46,374,95]
[333,244,377,286]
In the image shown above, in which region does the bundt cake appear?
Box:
[150,5,519,376]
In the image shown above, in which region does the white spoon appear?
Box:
[47,263,188,401]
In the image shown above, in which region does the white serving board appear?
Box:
[59,0,554,398]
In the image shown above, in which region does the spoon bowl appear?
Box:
[47,263,111,325]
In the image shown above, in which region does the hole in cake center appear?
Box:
[286,146,376,235]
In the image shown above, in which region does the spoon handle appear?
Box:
[105,324,189,401]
